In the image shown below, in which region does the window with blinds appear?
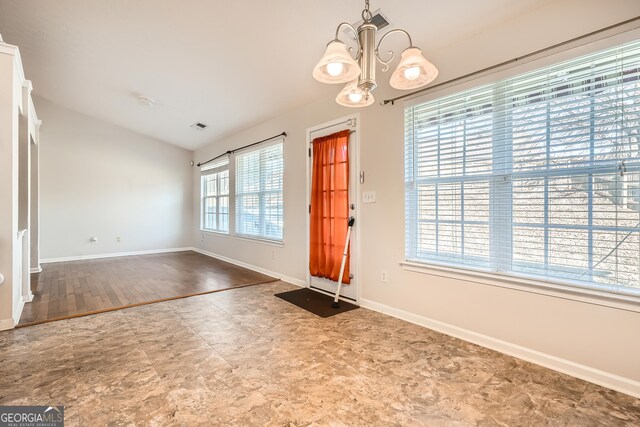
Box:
[405,40,640,296]
[201,157,230,233]
[235,141,284,241]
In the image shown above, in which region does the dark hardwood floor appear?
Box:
[19,251,277,327]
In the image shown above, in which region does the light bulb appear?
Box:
[326,62,344,77]
[403,66,421,81]
[348,92,363,103]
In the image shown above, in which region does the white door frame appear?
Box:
[305,113,361,304]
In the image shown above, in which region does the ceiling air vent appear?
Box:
[369,12,390,30]
[191,122,208,131]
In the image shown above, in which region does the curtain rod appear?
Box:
[196,132,287,167]
[309,118,356,136]
[382,16,640,106]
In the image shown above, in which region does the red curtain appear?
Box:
[309,130,350,284]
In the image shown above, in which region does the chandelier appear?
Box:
[313,0,438,107]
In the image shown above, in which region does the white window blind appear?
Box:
[235,141,284,241]
[201,157,230,233]
[405,40,640,296]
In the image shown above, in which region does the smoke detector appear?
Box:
[191,122,208,130]
[137,95,155,108]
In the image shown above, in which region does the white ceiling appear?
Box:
[0,0,552,150]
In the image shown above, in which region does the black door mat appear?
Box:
[275,288,359,318]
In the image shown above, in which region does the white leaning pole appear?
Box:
[332,216,355,308]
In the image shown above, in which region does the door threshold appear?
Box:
[309,285,358,303]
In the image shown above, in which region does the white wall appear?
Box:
[36,97,194,260]
[193,0,640,395]
[193,99,347,284]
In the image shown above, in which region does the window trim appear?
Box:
[400,259,640,313]
[234,233,285,247]
[403,32,640,308]
[200,164,230,234]
[199,228,230,237]
[234,139,284,242]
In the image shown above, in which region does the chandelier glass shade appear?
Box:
[313,0,438,107]
[312,40,361,84]
[390,47,439,90]
[336,79,375,107]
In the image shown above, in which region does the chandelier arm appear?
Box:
[375,29,414,72]
[333,22,362,60]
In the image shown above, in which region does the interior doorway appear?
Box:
[306,114,360,303]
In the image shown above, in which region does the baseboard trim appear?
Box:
[192,247,306,288]
[0,317,15,331]
[360,298,640,398]
[30,266,42,273]
[23,291,34,303]
[41,247,193,264]
[13,296,25,326]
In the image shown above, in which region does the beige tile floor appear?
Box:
[1,281,639,426]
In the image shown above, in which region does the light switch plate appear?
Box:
[363,191,376,203]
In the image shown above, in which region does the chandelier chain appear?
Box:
[362,0,372,22]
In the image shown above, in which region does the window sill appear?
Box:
[400,260,640,313]
[234,234,284,247]
[200,229,230,237]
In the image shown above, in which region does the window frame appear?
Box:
[200,161,230,234]
[234,140,284,242]
[403,36,640,308]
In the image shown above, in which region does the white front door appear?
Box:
[307,116,358,302]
